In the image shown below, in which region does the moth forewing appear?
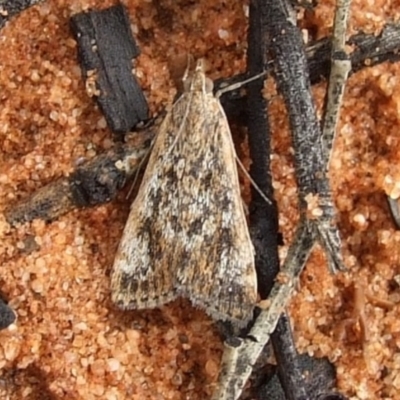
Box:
[111,59,258,326]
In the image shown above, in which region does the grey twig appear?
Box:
[266,0,345,275]
[245,0,311,399]
[212,1,352,398]
[212,222,315,400]
[321,0,352,165]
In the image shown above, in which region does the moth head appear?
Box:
[183,58,213,94]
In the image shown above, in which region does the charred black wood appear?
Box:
[250,353,347,400]
[70,4,149,136]
[0,0,43,29]
[0,298,15,330]
[5,132,153,225]
[271,314,309,400]
[217,22,400,110]
[264,0,345,274]
[246,1,310,400]
[213,1,349,399]
[266,0,335,200]
[246,0,280,303]
[308,22,400,84]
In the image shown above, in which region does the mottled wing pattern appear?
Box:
[111,61,257,326]
[111,108,182,309]
[172,93,257,325]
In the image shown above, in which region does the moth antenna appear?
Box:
[235,155,272,205]
[215,71,267,99]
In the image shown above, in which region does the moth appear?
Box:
[111,59,258,326]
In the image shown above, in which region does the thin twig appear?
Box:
[265,0,345,275]
[321,0,352,164]
[211,222,315,400]
[245,1,310,399]
[212,1,352,398]
[216,22,400,113]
